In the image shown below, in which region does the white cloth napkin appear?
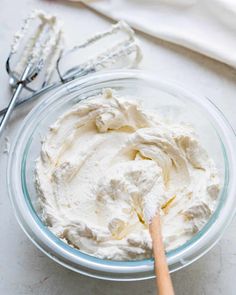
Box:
[86,0,236,68]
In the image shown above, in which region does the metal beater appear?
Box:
[0,10,63,137]
[0,11,142,136]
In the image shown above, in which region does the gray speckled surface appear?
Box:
[0,1,235,294]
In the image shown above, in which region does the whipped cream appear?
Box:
[35,89,220,260]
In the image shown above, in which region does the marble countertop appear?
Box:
[0,1,235,294]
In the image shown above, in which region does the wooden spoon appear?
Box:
[149,213,175,295]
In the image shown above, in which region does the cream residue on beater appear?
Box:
[11,9,64,82]
[35,89,220,260]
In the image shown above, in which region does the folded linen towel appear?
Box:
[84,0,236,68]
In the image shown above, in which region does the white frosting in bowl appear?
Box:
[35,89,220,260]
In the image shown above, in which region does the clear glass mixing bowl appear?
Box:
[7,70,236,281]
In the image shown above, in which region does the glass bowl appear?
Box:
[7,70,236,281]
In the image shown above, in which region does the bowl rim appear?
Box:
[7,69,236,280]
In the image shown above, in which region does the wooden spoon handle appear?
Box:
[149,214,175,295]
